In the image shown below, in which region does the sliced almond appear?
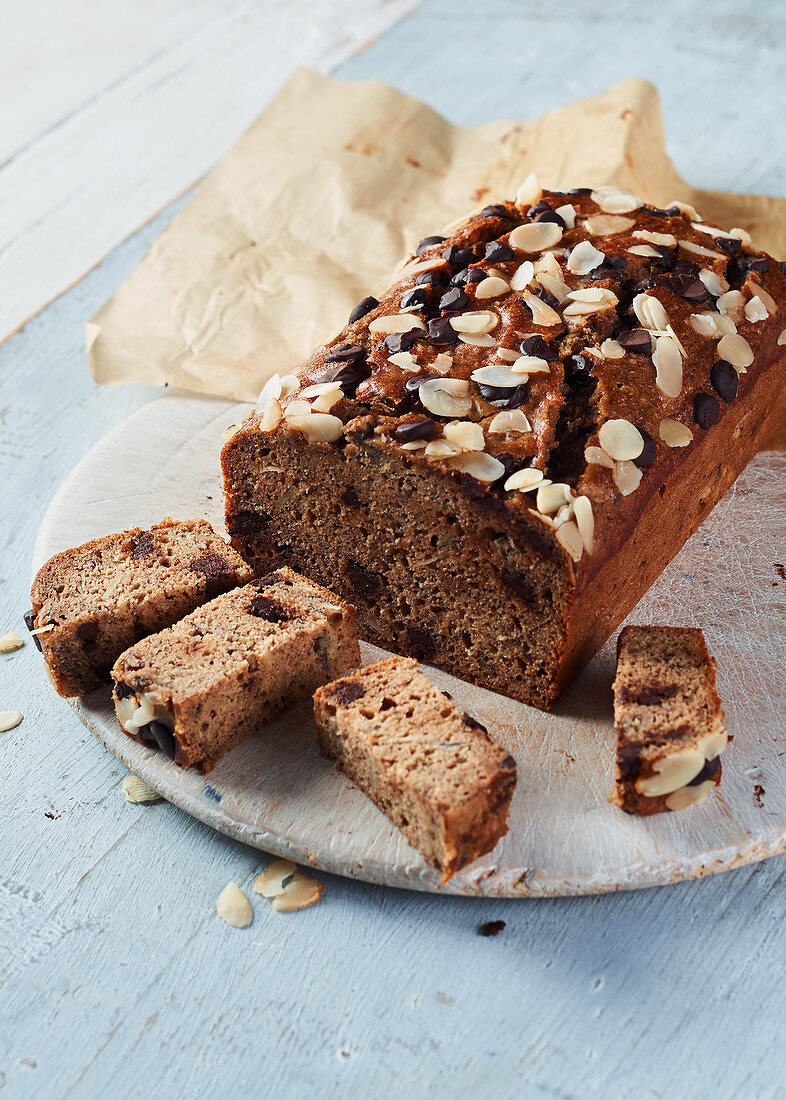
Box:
[368,314,427,335]
[449,311,499,335]
[668,200,701,221]
[562,287,618,317]
[396,256,445,279]
[599,338,624,359]
[556,520,584,562]
[496,347,522,363]
[751,284,778,315]
[509,221,563,253]
[458,332,497,348]
[665,780,717,811]
[254,859,297,898]
[699,268,729,297]
[566,240,605,275]
[537,481,572,515]
[0,711,23,732]
[259,397,283,431]
[555,203,576,228]
[424,439,463,458]
[286,412,344,443]
[475,276,510,300]
[443,421,484,452]
[744,296,769,323]
[514,173,542,207]
[505,468,545,491]
[584,445,614,469]
[652,335,683,398]
[216,882,253,928]
[718,332,753,371]
[689,313,721,337]
[122,774,162,804]
[627,244,661,258]
[536,271,571,304]
[471,366,523,388]
[659,417,693,448]
[271,872,324,912]
[633,293,669,332]
[678,239,723,260]
[0,631,24,653]
[612,460,642,496]
[633,229,677,247]
[446,452,505,482]
[510,355,550,375]
[590,186,641,214]
[388,351,420,372]
[488,409,531,433]
[522,292,561,327]
[509,260,535,291]
[572,496,594,554]
[731,227,753,246]
[583,214,636,236]
[778,328,786,346]
[598,419,644,462]
[717,290,746,319]
[418,378,472,418]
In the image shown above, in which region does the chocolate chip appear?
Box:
[427,318,459,346]
[138,720,176,760]
[616,328,652,355]
[384,329,422,354]
[406,625,436,659]
[395,418,436,443]
[415,270,442,287]
[349,296,378,324]
[24,610,42,652]
[566,187,591,196]
[477,920,506,937]
[693,392,720,429]
[248,595,287,622]
[76,620,99,644]
[442,690,452,699]
[131,530,154,559]
[342,486,363,508]
[564,353,594,380]
[492,452,517,477]
[480,204,509,219]
[333,680,366,706]
[688,755,721,786]
[534,209,566,229]
[650,245,676,267]
[484,240,514,263]
[519,334,557,361]
[346,561,383,600]
[589,256,627,282]
[114,681,135,700]
[461,712,488,734]
[780,260,786,276]
[324,343,366,363]
[477,383,527,408]
[442,245,472,267]
[527,200,553,218]
[400,287,429,311]
[667,272,707,301]
[633,428,656,468]
[439,287,468,313]
[710,359,738,403]
[319,361,370,396]
[717,236,742,256]
[645,206,672,218]
[501,571,537,607]
[740,254,770,274]
[252,571,283,588]
[189,553,236,597]
[416,235,445,256]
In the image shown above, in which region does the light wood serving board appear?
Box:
[33,392,786,896]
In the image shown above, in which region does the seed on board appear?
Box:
[0,631,24,653]
[122,774,162,804]
[215,882,253,928]
[254,858,297,898]
[0,711,23,732]
[271,872,325,912]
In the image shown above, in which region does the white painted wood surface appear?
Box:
[32,394,786,898]
[0,0,414,342]
[3,1,786,1096]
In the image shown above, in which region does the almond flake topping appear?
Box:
[510,260,535,291]
[522,291,562,327]
[717,290,745,319]
[583,214,636,236]
[536,271,571,303]
[689,313,721,337]
[537,481,572,515]
[600,338,624,359]
[659,418,693,447]
[496,348,522,363]
[509,221,563,253]
[572,496,594,554]
[286,412,344,443]
[633,292,669,332]
[612,460,642,496]
[779,328,786,346]
[627,245,661,258]
[259,397,283,431]
[449,311,499,335]
[418,378,472,418]
[446,452,506,482]
[633,229,677,247]
[555,203,576,228]
[368,313,427,335]
[255,373,299,413]
[584,445,614,469]
[301,382,344,412]
[443,421,484,452]
[699,268,729,297]
[590,186,642,214]
[598,419,644,461]
[396,256,446,279]
[388,351,420,371]
[431,352,454,373]
[567,240,605,275]
[717,333,753,371]
[668,200,701,220]
[678,239,723,260]
[731,227,753,246]
[744,296,769,323]
[751,284,778,314]
[488,410,531,433]
[510,355,550,375]
[514,173,542,207]
[562,287,618,317]
[424,439,462,458]
[556,520,584,563]
[271,873,324,912]
[505,468,545,491]
[457,332,497,348]
[284,400,312,418]
[691,222,736,241]
[475,276,510,299]
[471,366,523,388]
[652,335,683,398]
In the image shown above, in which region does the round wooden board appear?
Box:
[33,392,786,897]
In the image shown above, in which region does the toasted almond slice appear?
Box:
[419,378,472,418]
[751,283,778,315]
[510,355,550,375]
[556,520,584,562]
[488,409,531,433]
[598,419,644,461]
[652,335,683,398]
[689,313,720,337]
[627,244,661,258]
[271,872,324,912]
[600,338,624,359]
[396,256,446,279]
[425,439,463,458]
[0,711,23,732]
[254,859,297,898]
[471,366,523,388]
[555,203,576,228]
[718,332,754,371]
[368,314,427,335]
[259,397,283,431]
[612,460,642,496]
[659,417,693,447]
[286,413,344,443]
[388,351,420,371]
[216,882,253,928]
[496,347,521,363]
[505,468,545,491]
[699,268,729,297]
[778,328,786,346]
[510,260,535,291]
[449,310,499,335]
[566,239,605,275]
[633,229,677,246]
[458,332,497,348]
[590,185,641,214]
[446,451,505,482]
[633,292,669,332]
[678,239,723,260]
[730,227,753,246]
[717,290,746,318]
[444,421,484,452]
[744,296,769,323]
[122,774,162,804]
[584,445,614,469]
[583,214,636,236]
[522,292,561,327]
[668,200,701,221]
[475,276,510,300]
[509,221,563,253]
[514,172,542,207]
[0,631,24,653]
[572,496,594,554]
[537,481,572,515]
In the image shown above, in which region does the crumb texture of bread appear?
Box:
[29,519,253,697]
[611,625,727,815]
[223,185,786,709]
[313,656,517,882]
[112,568,359,773]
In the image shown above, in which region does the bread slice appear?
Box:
[112,568,359,772]
[611,625,727,815]
[313,656,516,882]
[28,519,253,696]
[222,186,786,710]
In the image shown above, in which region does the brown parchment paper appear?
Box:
[87,68,786,423]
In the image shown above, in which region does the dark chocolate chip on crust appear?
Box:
[633,428,657,468]
[693,392,720,430]
[479,204,510,219]
[384,329,422,355]
[131,530,154,559]
[520,334,558,361]
[349,296,378,324]
[484,240,514,263]
[427,317,459,346]
[416,235,446,256]
[333,680,366,706]
[710,359,738,403]
[324,343,366,364]
[400,287,429,311]
[442,244,472,267]
[439,287,468,313]
[248,595,288,622]
[616,328,652,355]
[395,418,436,443]
[252,571,283,589]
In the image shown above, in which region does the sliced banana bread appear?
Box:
[28,519,253,696]
[611,625,728,815]
[313,656,517,882]
[112,568,359,772]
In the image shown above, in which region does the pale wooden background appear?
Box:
[2,1,786,1097]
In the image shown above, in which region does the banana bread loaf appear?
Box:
[611,625,727,815]
[313,656,516,881]
[222,180,786,709]
[28,519,252,696]
[112,568,359,772]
